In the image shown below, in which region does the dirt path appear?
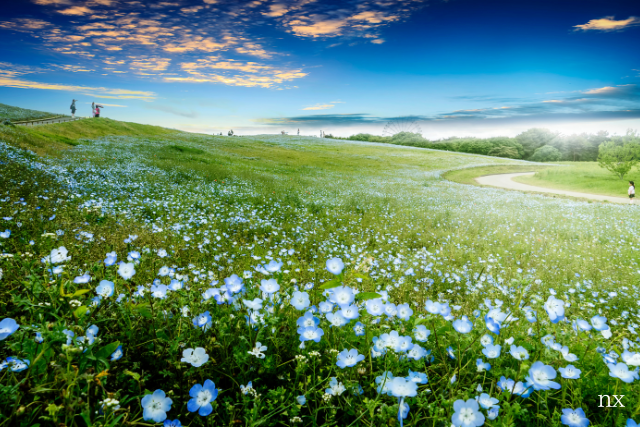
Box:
[475,172,630,204]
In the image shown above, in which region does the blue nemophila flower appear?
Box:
[326,311,348,327]
[62,329,75,345]
[509,344,529,360]
[73,274,91,284]
[544,295,565,324]
[35,332,43,343]
[127,251,141,262]
[0,230,10,238]
[240,382,253,395]
[192,311,212,331]
[110,345,123,361]
[260,278,280,295]
[0,318,19,340]
[339,304,359,320]
[628,419,639,427]
[326,377,346,396]
[243,298,263,311]
[365,298,385,316]
[477,393,499,409]
[290,291,310,310]
[296,311,319,328]
[336,349,365,368]
[263,260,283,274]
[375,371,395,395]
[326,257,345,275]
[157,249,168,258]
[104,252,117,266]
[476,359,491,372]
[396,303,413,321]
[487,407,500,420]
[407,344,429,360]
[3,357,29,372]
[561,408,590,427]
[622,350,640,366]
[482,344,501,359]
[451,399,485,427]
[164,420,182,427]
[124,234,138,243]
[117,262,136,280]
[141,390,172,423]
[573,319,592,332]
[96,280,114,298]
[168,279,182,291]
[526,361,561,390]
[590,315,609,331]
[181,347,209,367]
[187,380,218,416]
[353,321,365,336]
[484,315,501,335]
[559,364,581,379]
[296,395,306,405]
[150,284,168,299]
[318,300,334,313]
[608,362,639,383]
[330,286,354,306]
[453,316,473,334]
[158,266,170,276]
[224,274,244,294]
[249,342,267,358]
[407,370,428,384]
[447,346,456,359]
[413,325,430,342]
[480,334,494,347]
[41,246,70,264]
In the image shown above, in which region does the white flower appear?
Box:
[249,342,267,359]
[118,262,136,280]
[181,347,209,367]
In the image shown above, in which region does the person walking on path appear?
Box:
[629,181,635,204]
[70,99,77,119]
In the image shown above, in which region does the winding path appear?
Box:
[475,172,629,204]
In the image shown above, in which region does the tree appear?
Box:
[597,140,640,180]
[487,146,520,159]
[563,134,589,161]
[530,145,563,162]
[516,128,560,159]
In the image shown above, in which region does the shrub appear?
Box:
[530,145,563,162]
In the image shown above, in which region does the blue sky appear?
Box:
[0,0,638,138]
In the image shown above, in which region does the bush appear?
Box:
[487,146,520,159]
[530,145,563,162]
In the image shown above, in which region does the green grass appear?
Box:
[0,102,59,121]
[2,113,640,427]
[513,162,640,197]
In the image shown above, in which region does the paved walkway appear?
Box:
[15,117,84,127]
[476,172,630,204]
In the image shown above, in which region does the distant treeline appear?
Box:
[326,128,640,162]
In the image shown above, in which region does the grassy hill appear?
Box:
[0,102,60,122]
[1,110,640,427]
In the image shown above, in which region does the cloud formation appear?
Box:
[146,104,198,118]
[573,16,640,32]
[0,0,426,89]
[302,103,335,110]
[0,64,156,99]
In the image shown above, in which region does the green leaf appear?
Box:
[74,306,88,318]
[355,292,382,301]
[70,289,91,297]
[319,279,341,290]
[96,341,120,360]
[124,370,141,381]
[352,273,370,281]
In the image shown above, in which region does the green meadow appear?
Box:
[1,114,640,427]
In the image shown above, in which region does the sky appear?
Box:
[0,0,638,139]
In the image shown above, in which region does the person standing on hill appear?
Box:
[91,102,95,118]
[629,181,635,204]
[70,99,77,119]
[94,105,102,118]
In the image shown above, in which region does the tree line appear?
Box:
[327,128,640,164]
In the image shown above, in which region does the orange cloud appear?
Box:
[58,6,93,16]
[574,16,639,31]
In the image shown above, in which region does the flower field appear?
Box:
[1,122,640,427]
[0,103,59,122]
